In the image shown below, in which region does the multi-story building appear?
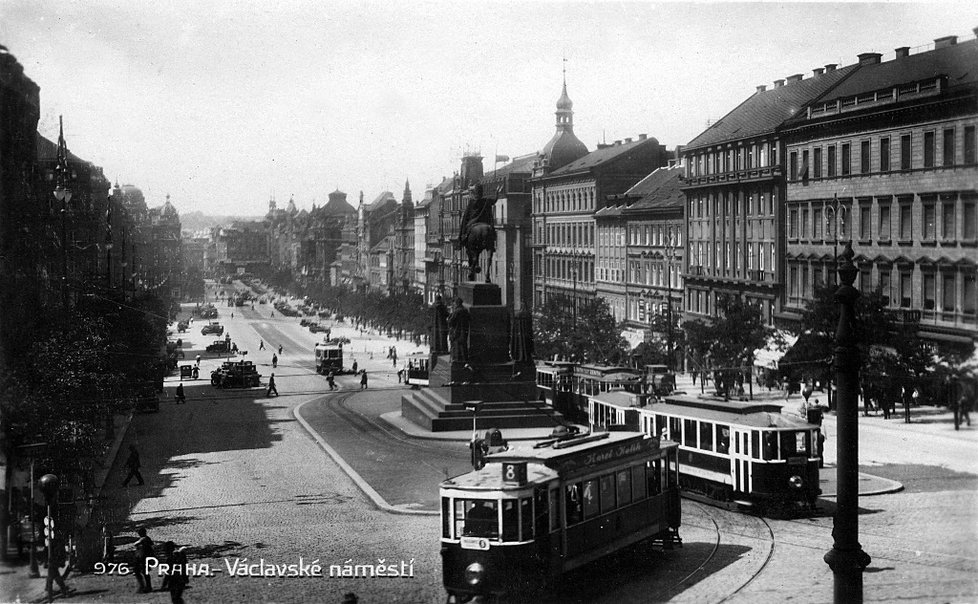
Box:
[144,195,182,294]
[780,31,978,350]
[392,180,415,293]
[681,62,858,326]
[214,220,270,275]
[597,164,685,350]
[355,191,398,292]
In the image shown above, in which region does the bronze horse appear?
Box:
[464,223,496,282]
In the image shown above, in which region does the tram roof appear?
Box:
[661,394,783,414]
[441,461,558,491]
[645,402,815,429]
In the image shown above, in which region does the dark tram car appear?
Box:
[591,392,821,512]
[440,431,681,603]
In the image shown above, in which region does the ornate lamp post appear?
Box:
[823,241,871,601]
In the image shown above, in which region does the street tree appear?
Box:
[707,295,772,399]
[534,295,627,364]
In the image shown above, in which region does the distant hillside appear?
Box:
[179,211,264,233]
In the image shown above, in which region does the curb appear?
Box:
[377,411,569,442]
[293,397,439,517]
[820,471,905,498]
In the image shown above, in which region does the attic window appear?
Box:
[899,83,918,95]
[857,93,875,104]
[841,97,856,108]
[919,79,938,92]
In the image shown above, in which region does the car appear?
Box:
[211,360,261,388]
[206,339,230,353]
[309,323,327,333]
[201,322,224,336]
[300,318,311,327]
[177,320,189,333]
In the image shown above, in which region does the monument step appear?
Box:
[430,413,563,432]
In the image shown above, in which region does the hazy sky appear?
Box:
[2,1,974,217]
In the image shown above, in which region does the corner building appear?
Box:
[779,32,978,350]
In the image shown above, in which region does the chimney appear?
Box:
[825,63,838,72]
[614,140,622,145]
[786,73,804,84]
[774,79,785,88]
[934,35,958,49]
[638,133,648,140]
[858,52,882,65]
[895,46,910,59]
[756,84,767,92]
[812,68,824,77]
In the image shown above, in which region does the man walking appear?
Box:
[360,371,368,390]
[122,445,145,486]
[133,528,154,593]
[45,535,71,601]
[278,344,283,355]
[327,370,337,391]
[259,340,265,351]
[175,382,186,404]
[266,373,279,397]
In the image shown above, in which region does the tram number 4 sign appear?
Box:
[461,537,490,551]
[502,461,527,486]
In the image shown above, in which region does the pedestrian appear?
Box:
[352,360,358,374]
[45,535,71,601]
[397,367,404,383]
[961,393,973,428]
[133,527,154,593]
[951,394,962,430]
[122,445,145,486]
[272,353,278,368]
[231,312,234,318]
[278,344,283,355]
[192,365,199,380]
[175,382,186,404]
[161,541,189,604]
[903,386,912,423]
[360,371,368,390]
[259,340,265,350]
[196,354,202,365]
[327,370,336,391]
[266,373,279,397]
[817,429,826,468]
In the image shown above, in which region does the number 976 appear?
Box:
[94,562,131,575]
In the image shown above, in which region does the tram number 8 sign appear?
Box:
[502,461,527,485]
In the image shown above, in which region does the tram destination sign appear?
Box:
[555,435,658,474]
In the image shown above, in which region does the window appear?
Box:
[599,474,615,513]
[669,417,681,441]
[716,425,730,454]
[900,271,913,307]
[965,198,977,240]
[457,499,499,538]
[582,479,598,518]
[814,147,822,178]
[813,208,823,240]
[964,271,977,314]
[565,483,583,525]
[899,202,913,241]
[502,499,519,541]
[880,137,890,172]
[944,129,955,166]
[841,143,851,175]
[631,465,647,500]
[683,419,696,447]
[924,131,935,168]
[879,270,892,304]
[924,272,936,310]
[828,145,837,177]
[789,265,799,298]
[616,471,632,506]
[790,151,798,180]
[861,140,871,173]
[879,202,891,241]
[923,201,936,240]
[859,205,871,240]
[801,149,810,180]
[966,126,976,164]
[943,273,956,311]
[801,208,809,239]
[943,198,956,240]
[901,134,912,170]
[789,208,798,239]
[699,421,713,451]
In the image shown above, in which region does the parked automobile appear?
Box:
[211,360,261,388]
[177,320,189,333]
[309,323,328,333]
[206,339,231,353]
[300,318,311,327]
[201,322,224,336]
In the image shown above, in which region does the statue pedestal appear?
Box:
[402,281,559,431]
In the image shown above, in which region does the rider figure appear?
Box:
[458,183,498,250]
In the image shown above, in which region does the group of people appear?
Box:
[128,527,190,603]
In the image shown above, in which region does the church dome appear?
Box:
[541,131,588,171]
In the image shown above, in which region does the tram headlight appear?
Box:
[465,562,486,586]
[788,475,804,489]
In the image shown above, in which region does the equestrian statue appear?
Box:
[459,183,502,282]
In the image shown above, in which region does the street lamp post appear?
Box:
[824,193,850,410]
[823,242,871,602]
[38,474,60,603]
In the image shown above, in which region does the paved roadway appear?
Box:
[5,281,976,603]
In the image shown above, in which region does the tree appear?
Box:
[533,295,627,364]
[682,319,714,392]
[707,295,772,400]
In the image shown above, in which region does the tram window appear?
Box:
[442,497,451,538]
[566,483,583,525]
[780,431,809,456]
[549,489,560,531]
[700,421,713,451]
[762,431,778,460]
[617,470,632,506]
[583,479,599,518]
[716,425,730,454]
[648,460,662,495]
[599,474,615,513]
[683,419,697,447]
[655,414,666,438]
[457,499,499,538]
[669,417,681,441]
[750,432,760,459]
[502,500,519,541]
[632,465,647,500]
[521,497,533,541]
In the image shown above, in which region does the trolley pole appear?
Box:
[823,242,871,602]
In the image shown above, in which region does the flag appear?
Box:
[495,155,509,163]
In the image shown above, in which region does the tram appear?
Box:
[588,391,821,511]
[314,339,345,374]
[406,352,430,387]
[440,430,681,603]
[535,360,575,417]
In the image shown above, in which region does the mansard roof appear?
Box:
[685,64,858,150]
[622,164,684,212]
[548,136,659,177]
